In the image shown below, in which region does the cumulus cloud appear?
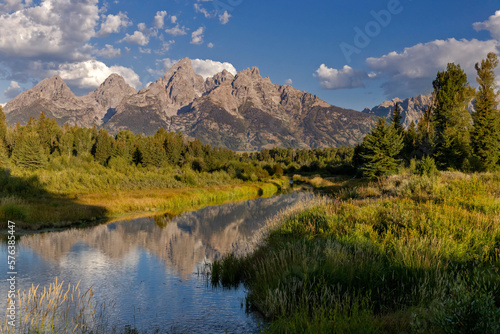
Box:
[96,44,121,58]
[121,30,149,45]
[170,15,177,24]
[366,38,499,97]
[97,12,131,36]
[473,10,500,41]
[191,59,237,79]
[165,24,187,36]
[3,81,22,99]
[154,10,167,29]
[148,58,237,79]
[314,64,367,89]
[219,10,231,24]
[285,78,293,85]
[53,60,141,91]
[0,0,99,59]
[191,27,205,45]
[207,42,214,48]
[0,0,32,13]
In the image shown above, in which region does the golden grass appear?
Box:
[0,181,283,230]
[0,278,105,334]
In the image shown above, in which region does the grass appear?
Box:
[0,181,283,230]
[0,278,106,333]
[211,171,500,333]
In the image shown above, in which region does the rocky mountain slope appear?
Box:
[4,58,376,150]
[362,94,432,128]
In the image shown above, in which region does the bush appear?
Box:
[415,156,439,177]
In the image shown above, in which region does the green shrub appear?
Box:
[415,156,439,176]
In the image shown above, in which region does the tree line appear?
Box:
[0,106,354,182]
[356,52,500,178]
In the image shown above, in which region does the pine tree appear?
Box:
[391,102,403,133]
[432,63,474,169]
[12,131,48,169]
[416,105,435,158]
[0,105,7,142]
[93,129,114,165]
[0,138,8,167]
[471,52,500,171]
[402,121,417,159]
[141,137,166,168]
[360,118,404,179]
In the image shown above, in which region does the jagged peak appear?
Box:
[236,66,261,79]
[163,57,197,81]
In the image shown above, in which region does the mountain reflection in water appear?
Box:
[1,191,311,333]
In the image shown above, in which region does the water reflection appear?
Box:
[1,192,311,332]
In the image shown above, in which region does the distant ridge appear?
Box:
[4,58,376,150]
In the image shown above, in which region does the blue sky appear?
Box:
[0,0,499,111]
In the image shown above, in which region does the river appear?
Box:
[0,191,311,333]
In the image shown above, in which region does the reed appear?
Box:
[0,278,105,334]
[212,172,500,333]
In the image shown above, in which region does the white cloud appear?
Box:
[191,59,237,79]
[96,44,121,58]
[170,15,177,24]
[97,12,131,37]
[155,40,175,55]
[165,24,187,36]
[0,0,32,13]
[473,10,500,41]
[194,3,215,18]
[121,30,149,46]
[148,58,237,80]
[0,0,100,59]
[285,78,293,85]
[154,10,167,29]
[3,81,22,99]
[139,47,151,54]
[53,60,141,90]
[207,42,214,48]
[366,38,499,97]
[219,10,231,24]
[191,27,205,45]
[314,64,367,89]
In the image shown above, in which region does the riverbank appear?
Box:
[211,171,500,333]
[0,179,286,231]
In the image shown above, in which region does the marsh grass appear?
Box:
[0,180,283,230]
[0,278,106,334]
[212,172,500,333]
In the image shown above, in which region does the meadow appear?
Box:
[211,171,500,333]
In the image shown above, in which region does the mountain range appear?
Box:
[5,58,411,150]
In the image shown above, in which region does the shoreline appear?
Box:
[0,179,287,232]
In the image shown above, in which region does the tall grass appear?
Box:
[212,172,500,333]
[0,278,106,333]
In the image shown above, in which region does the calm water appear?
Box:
[0,192,310,333]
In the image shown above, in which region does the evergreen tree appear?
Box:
[11,131,48,169]
[0,105,6,142]
[403,121,418,159]
[73,127,95,156]
[93,129,114,165]
[472,52,500,171]
[37,112,61,154]
[432,63,474,169]
[391,102,403,133]
[59,127,74,159]
[0,138,8,167]
[359,118,404,179]
[141,137,166,168]
[416,105,435,158]
[164,132,184,165]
